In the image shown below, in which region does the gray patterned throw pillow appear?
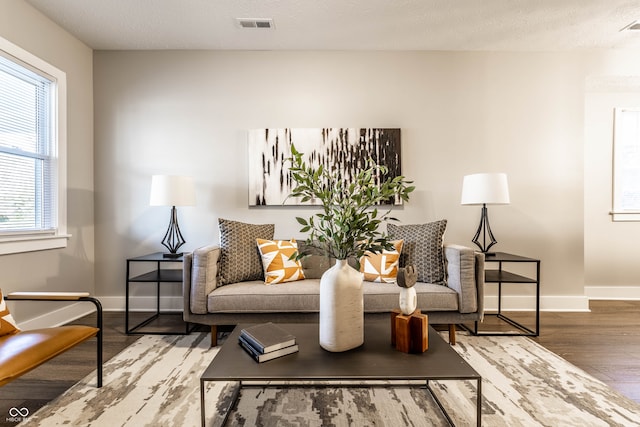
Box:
[387,220,447,284]
[218,218,275,285]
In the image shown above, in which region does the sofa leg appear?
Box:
[448,324,456,345]
[211,325,218,347]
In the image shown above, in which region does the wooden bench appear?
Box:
[0,292,103,388]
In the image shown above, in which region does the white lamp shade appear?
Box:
[149,175,196,206]
[461,173,510,205]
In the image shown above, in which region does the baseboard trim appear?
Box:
[585,286,640,300]
[14,293,594,329]
[18,303,96,330]
[483,295,590,312]
[14,296,182,330]
[98,296,184,312]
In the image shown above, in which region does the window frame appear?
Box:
[0,37,69,254]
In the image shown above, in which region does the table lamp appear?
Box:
[461,173,510,254]
[149,175,196,258]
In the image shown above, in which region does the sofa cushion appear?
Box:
[362,281,458,312]
[256,239,306,284]
[207,279,458,314]
[208,280,321,313]
[360,240,403,283]
[0,290,20,337]
[218,219,275,285]
[387,220,447,284]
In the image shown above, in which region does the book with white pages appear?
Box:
[238,335,299,363]
[239,322,296,354]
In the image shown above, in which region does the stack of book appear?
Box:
[238,322,299,363]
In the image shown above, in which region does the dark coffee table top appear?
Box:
[201,321,480,382]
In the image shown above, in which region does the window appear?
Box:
[0,37,68,254]
[612,108,640,221]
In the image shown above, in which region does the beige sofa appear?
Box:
[183,242,484,346]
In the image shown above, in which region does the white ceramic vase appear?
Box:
[319,259,364,352]
[399,286,417,315]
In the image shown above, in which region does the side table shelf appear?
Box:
[126,252,196,335]
[463,252,540,337]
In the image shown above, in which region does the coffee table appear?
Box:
[200,321,481,426]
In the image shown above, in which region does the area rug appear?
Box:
[23,331,640,426]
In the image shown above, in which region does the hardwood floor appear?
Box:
[473,300,640,403]
[536,300,640,403]
[0,301,639,426]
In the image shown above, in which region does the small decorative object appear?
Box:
[149,175,196,258]
[397,265,418,315]
[288,144,414,352]
[461,173,510,254]
[392,266,428,353]
[391,309,428,353]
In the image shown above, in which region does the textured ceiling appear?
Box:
[24,0,640,51]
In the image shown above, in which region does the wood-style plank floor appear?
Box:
[468,300,640,403]
[0,300,639,426]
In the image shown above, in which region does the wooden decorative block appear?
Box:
[391,310,428,353]
[409,312,428,353]
[395,314,412,353]
[391,309,401,346]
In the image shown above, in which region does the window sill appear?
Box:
[0,234,71,255]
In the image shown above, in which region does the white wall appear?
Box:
[584,51,640,299]
[0,11,638,324]
[0,1,95,325]
[94,50,588,310]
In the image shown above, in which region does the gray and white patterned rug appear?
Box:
[23,331,640,426]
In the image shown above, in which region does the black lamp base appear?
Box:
[160,206,186,256]
[471,204,499,253]
[162,252,183,259]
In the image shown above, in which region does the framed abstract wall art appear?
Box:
[248,128,401,206]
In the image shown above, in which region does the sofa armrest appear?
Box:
[184,245,220,314]
[444,244,485,315]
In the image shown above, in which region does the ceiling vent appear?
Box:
[621,20,640,31]
[236,18,274,29]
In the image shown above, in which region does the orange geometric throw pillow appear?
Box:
[0,289,20,337]
[256,239,306,284]
[360,240,404,283]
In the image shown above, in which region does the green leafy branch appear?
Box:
[287,144,414,262]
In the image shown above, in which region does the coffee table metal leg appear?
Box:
[476,378,482,427]
[222,382,242,426]
[200,381,242,427]
[426,380,454,426]
[426,379,482,427]
[200,379,206,427]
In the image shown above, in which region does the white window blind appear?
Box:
[0,54,56,232]
[0,37,68,254]
[612,108,640,221]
